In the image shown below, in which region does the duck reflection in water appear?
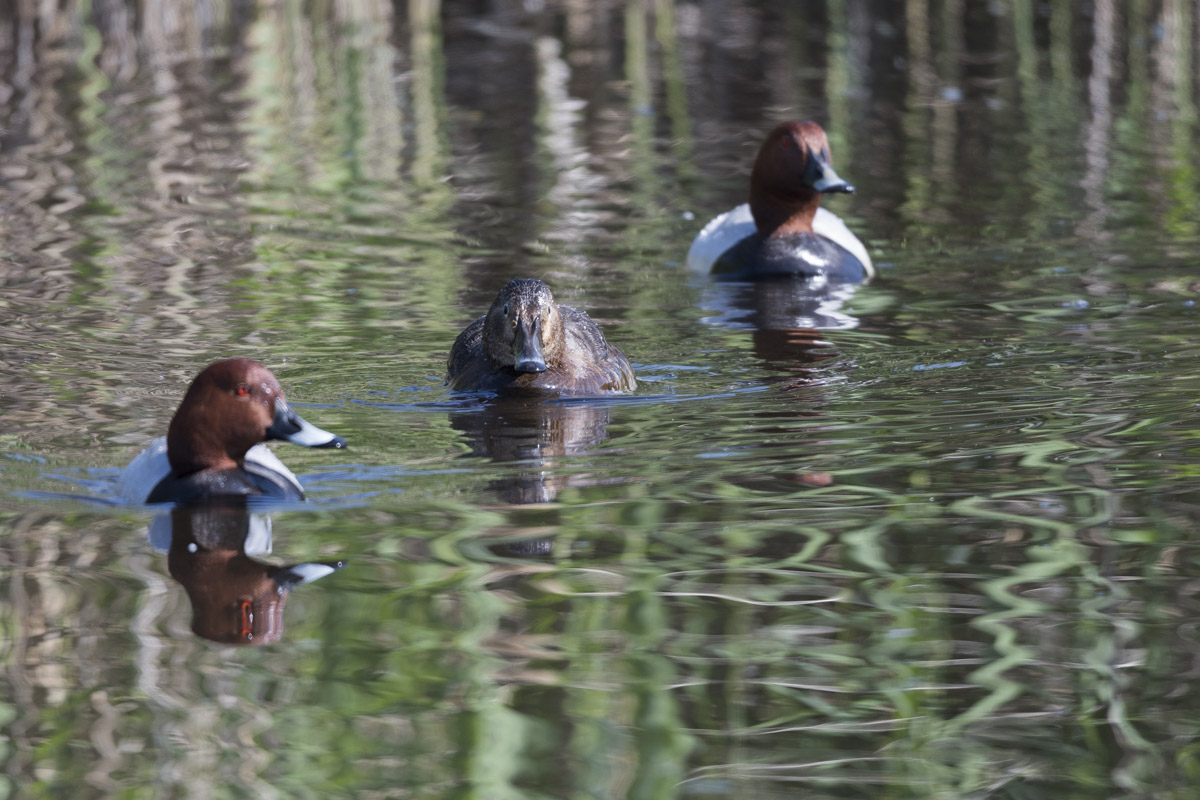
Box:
[688,119,873,381]
[698,278,855,385]
[451,396,614,556]
[148,502,345,645]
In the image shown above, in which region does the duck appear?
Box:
[118,358,346,505]
[686,120,873,283]
[446,278,636,394]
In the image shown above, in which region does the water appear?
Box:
[3,0,1200,797]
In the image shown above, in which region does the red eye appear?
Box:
[236,384,251,397]
[240,600,254,639]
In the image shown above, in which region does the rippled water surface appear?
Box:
[4,1,1200,797]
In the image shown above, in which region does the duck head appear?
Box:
[165,358,346,478]
[749,121,855,237]
[483,279,566,375]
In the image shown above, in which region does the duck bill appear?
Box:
[513,321,548,374]
[270,560,347,590]
[266,397,348,448]
[807,149,855,194]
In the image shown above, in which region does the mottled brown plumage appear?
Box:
[446,279,636,394]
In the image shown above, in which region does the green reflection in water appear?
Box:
[4,1,1200,797]
[1163,0,1198,239]
[654,0,695,177]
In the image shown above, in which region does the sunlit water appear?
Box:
[3,1,1200,797]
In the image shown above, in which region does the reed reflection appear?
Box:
[148,502,345,645]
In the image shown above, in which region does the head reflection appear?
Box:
[151,502,345,645]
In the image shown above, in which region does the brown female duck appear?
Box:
[446,279,636,394]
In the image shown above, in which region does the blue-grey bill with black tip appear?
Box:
[807,147,855,194]
[271,560,348,590]
[266,397,347,448]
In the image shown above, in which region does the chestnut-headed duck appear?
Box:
[446,278,636,394]
[687,120,873,283]
[119,358,346,505]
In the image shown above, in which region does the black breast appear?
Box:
[712,232,866,283]
[147,468,305,504]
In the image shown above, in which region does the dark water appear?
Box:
[3,0,1200,797]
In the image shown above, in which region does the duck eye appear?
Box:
[502,304,510,316]
[236,384,251,397]
[239,599,254,639]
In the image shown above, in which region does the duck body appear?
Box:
[119,358,346,505]
[688,204,871,283]
[446,279,636,395]
[687,121,872,282]
[126,441,307,504]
